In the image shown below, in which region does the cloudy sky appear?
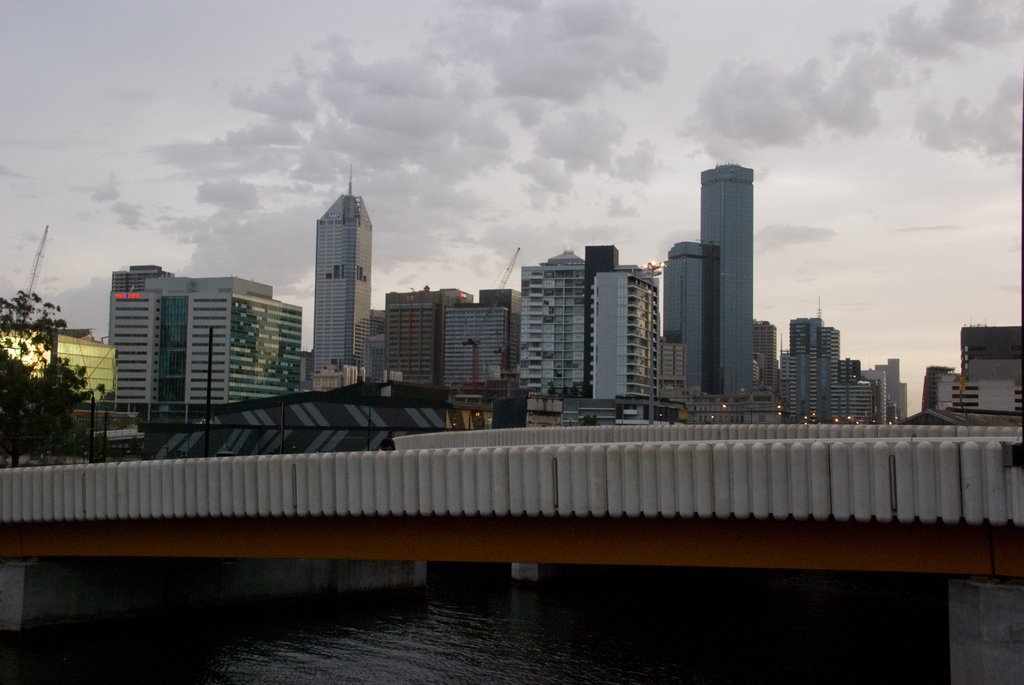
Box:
[2,0,1020,412]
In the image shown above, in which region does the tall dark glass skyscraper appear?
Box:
[701,164,753,394]
[313,183,372,373]
[663,241,719,392]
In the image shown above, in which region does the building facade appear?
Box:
[313,187,372,373]
[385,288,471,386]
[663,241,720,393]
[700,164,754,394]
[753,320,779,394]
[591,268,659,400]
[443,289,521,388]
[519,250,587,395]
[110,276,301,419]
[784,317,840,422]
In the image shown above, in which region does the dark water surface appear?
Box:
[0,564,949,684]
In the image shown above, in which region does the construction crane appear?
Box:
[496,247,520,290]
[463,248,521,390]
[25,225,48,296]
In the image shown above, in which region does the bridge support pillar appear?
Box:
[949,578,1024,685]
[0,558,425,631]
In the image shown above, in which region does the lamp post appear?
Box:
[641,261,665,425]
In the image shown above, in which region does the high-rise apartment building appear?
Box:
[583,245,618,389]
[110,276,301,419]
[701,164,754,394]
[591,268,659,400]
[519,250,587,395]
[385,288,471,386]
[753,320,779,393]
[110,264,173,293]
[313,185,372,373]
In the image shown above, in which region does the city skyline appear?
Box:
[2,1,1021,414]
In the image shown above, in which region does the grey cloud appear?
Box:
[892,224,960,232]
[608,196,639,218]
[516,157,573,209]
[161,205,317,289]
[440,0,666,104]
[0,162,30,178]
[915,77,1022,158]
[888,0,1024,59]
[612,141,661,182]
[313,48,511,184]
[196,180,259,212]
[756,224,837,252]
[688,48,903,156]
[111,202,144,229]
[229,81,317,122]
[103,87,157,104]
[152,121,304,177]
[52,277,112,334]
[535,110,626,173]
[78,173,119,202]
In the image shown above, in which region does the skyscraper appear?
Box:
[385,288,471,386]
[519,248,627,396]
[663,241,719,392]
[701,164,753,394]
[591,267,659,400]
[785,316,840,422]
[313,182,372,373]
[753,320,779,393]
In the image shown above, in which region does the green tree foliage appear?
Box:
[0,291,90,467]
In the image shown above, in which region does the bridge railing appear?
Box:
[393,423,1022,450]
[1,438,1021,527]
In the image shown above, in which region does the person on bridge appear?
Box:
[377,431,396,451]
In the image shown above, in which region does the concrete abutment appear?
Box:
[0,557,425,631]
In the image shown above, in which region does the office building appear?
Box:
[922,366,956,411]
[663,241,720,392]
[753,320,779,393]
[313,184,372,373]
[701,164,754,394]
[110,276,301,419]
[385,288,471,386]
[660,339,687,401]
[591,267,659,400]
[56,331,117,399]
[783,316,840,422]
[443,289,521,388]
[961,325,1022,382]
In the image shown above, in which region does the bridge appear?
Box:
[1,423,1021,574]
[2,423,1022,681]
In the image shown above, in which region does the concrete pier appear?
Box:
[949,578,1024,685]
[0,558,425,631]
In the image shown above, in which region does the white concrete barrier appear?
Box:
[2,432,1021,528]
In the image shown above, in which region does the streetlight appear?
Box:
[641,260,665,425]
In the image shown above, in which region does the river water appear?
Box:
[0,564,948,684]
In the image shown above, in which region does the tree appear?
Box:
[0,291,90,467]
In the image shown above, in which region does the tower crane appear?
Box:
[25,225,49,296]
[463,248,521,390]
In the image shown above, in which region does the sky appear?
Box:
[1,0,1021,414]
